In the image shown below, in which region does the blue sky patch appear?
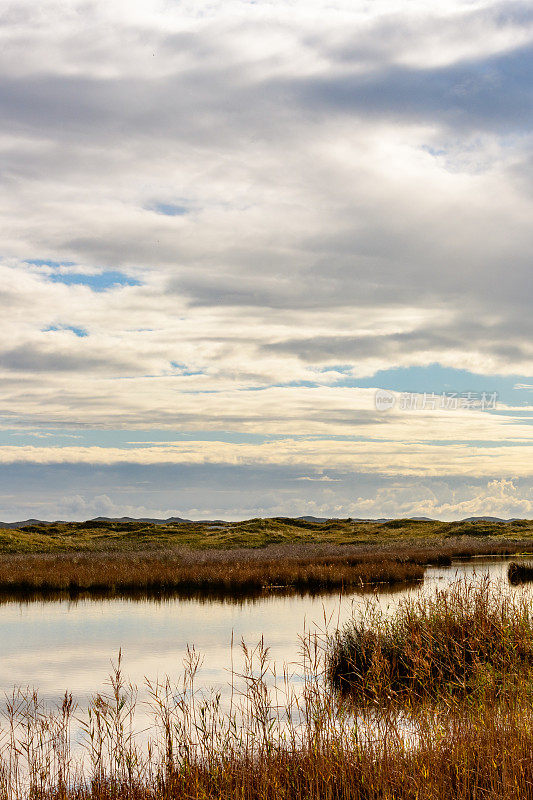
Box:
[0,429,279,448]
[26,259,76,268]
[170,362,205,376]
[44,325,88,337]
[333,364,533,407]
[152,203,189,216]
[48,270,141,291]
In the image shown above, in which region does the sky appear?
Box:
[0,0,532,521]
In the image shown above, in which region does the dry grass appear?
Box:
[508,561,533,584]
[327,578,533,703]
[0,539,529,600]
[4,585,533,798]
[0,544,426,601]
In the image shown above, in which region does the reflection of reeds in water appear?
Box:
[0,539,527,602]
[3,583,533,798]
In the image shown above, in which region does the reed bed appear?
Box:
[0,538,528,601]
[0,545,426,601]
[4,584,533,798]
[508,561,533,584]
[327,578,533,703]
[9,701,533,800]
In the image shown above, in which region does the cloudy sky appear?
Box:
[0,0,532,521]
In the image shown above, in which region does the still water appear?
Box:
[0,556,528,705]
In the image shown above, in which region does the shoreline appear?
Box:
[0,528,530,600]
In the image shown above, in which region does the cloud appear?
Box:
[0,463,530,522]
[353,478,533,519]
[0,0,532,516]
[291,43,533,135]
[296,474,341,481]
[0,433,532,478]
[263,319,533,375]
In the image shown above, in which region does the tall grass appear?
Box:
[0,539,528,601]
[0,546,429,601]
[4,590,533,798]
[327,578,533,703]
[508,560,533,584]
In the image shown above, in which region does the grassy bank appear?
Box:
[0,516,532,600]
[0,536,530,600]
[1,516,533,553]
[0,545,426,601]
[5,583,533,799]
[327,579,533,702]
[0,538,531,600]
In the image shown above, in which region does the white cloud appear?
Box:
[352,479,533,520]
[0,434,532,478]
[297,475,341,482]
[0,0,532,516]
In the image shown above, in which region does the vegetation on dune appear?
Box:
[327,579,533,703]
[0,516,532,554]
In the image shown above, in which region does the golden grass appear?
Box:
[0,544,425,601]
[0,539,529,600]
[4,583,533,798]
[327,578,533,702]
[509,561,533,584]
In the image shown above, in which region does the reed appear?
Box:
[0,538,529,601]
[0,545,426,602]
[327,578,533,703]
[508,561,533,584]
[3,592,533,799]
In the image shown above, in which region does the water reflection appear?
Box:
[0,557,531,705]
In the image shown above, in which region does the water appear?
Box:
[0,556,529,705]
